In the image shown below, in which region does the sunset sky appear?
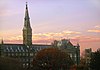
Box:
[0,0,100,53]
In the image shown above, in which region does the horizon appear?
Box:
[0,0,100,53]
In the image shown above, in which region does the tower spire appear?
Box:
[23,2,32,46]
[25,2,29,19]
[26,2,27,8]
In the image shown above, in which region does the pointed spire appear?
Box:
[24,2,31,28]
[26,2,28,9]
[23,2,32,46]
[77,42,80,48]
[77,42,79,46]
[25,2,29,19]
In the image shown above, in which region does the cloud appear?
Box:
[1,30,100,44]
[32,30,81,40]
[32,30,80,44]
[1,30,81,44]
[87,29,100,33]
[73,35,100,52]
[87,25,100,33]
[63,30,81,35]
[95,25,100,28]
[72,35,100,42]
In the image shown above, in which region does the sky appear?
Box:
[0,0,100,53]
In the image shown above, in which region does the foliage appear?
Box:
[76,58,88,70]
[77,64,88,70]
[0,57,24,70]
[90,48,100,70]
[32,48,74,70]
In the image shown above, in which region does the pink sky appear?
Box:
[0,0,100,53]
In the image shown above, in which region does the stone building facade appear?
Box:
[52,39,80,65]
[84,48,92,65]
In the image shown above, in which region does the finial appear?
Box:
[26,2,28,9]
[77,42,80,46]
[26,2,27,4]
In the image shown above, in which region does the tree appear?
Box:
[32,48,74,70]
[0,57,24,70]
[90,48,100,70]
[76,58,88,70]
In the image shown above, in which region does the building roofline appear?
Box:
[1,44,51,46]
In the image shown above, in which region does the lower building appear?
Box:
[0,39,80,68]
[52,39,80,65]
[84,48,92,65]
[0,43,51,68]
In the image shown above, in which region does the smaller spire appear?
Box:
[25,2,29,19]
[26,2,27,4]
[77,42,80,48]
[1,38,4,44]
[26,2,28,9]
